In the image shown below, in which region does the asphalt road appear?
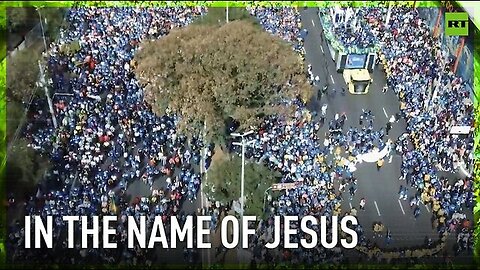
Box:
[299,8,472,263]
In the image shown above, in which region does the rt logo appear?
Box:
[445,12,469,36]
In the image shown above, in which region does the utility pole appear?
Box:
[38,60,57,129]
[226,1,229,23]
[231,130,255,263]
[200,119,211,266]
[385,1,392,28]
[36,7,48,51]
[263,186,273,214]
[36,7,56,128]
[231,131,254,219]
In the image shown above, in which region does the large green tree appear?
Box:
[5,7,57,202]
[7,7,67,41]
[203,155,281,217]
[41,8,68,41]
[6,138,50,199]
[6,99,50,201]
[6,48,41,104]
[134,19,312,142]
[6,100,26,143]
[7,7,37,33]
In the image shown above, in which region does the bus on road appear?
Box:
[343,69,373,95]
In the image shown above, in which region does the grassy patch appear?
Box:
[192,7,258,27]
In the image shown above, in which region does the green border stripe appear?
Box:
[474,27,480,265]
[0,1,447,8]
[0,4,6,267]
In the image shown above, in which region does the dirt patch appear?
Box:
[212,145,228,163]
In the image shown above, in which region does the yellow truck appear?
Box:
[343,69,373,95]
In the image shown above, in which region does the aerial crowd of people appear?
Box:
[369,5,474,256]
[318,7,379,55]
[6,3,474,267]
[7,7,208,265]
[236,5,473,265]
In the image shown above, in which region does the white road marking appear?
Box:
[200,159,205,209]
[383,107,389,119]
[424,203,430,212]
[199,143,212,265]
[330,74,335,84]
[320,45,324,53]
[349,202,353,209]
[312,19,315,27]
[398,200,405,215]
[389,155,393,163]
[374,200,381,216]
[200,151,206,264]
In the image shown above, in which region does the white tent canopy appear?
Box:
[450,125,472,134]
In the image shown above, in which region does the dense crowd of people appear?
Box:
[239,6,473,264]
[247,7,306,57]
[6,4,474,267]
[319,7,378,54]
[8,7,208,265]
[366,6,474,252]
[333,7,378,50]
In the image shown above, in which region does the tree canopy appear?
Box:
[7,138,50,192]
[7,7,37,34]
[7,7,67,42]
[134,19,312,142]
[6,48,41,104]
[41,8,68,41]
[203,154,281,217]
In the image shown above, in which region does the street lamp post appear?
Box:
[385,1,393,28]
[263,186,273,214]
[226,1,229,23]
[231,130,255,218]
[231,130,255,263]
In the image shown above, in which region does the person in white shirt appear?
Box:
[359,198,366,210]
